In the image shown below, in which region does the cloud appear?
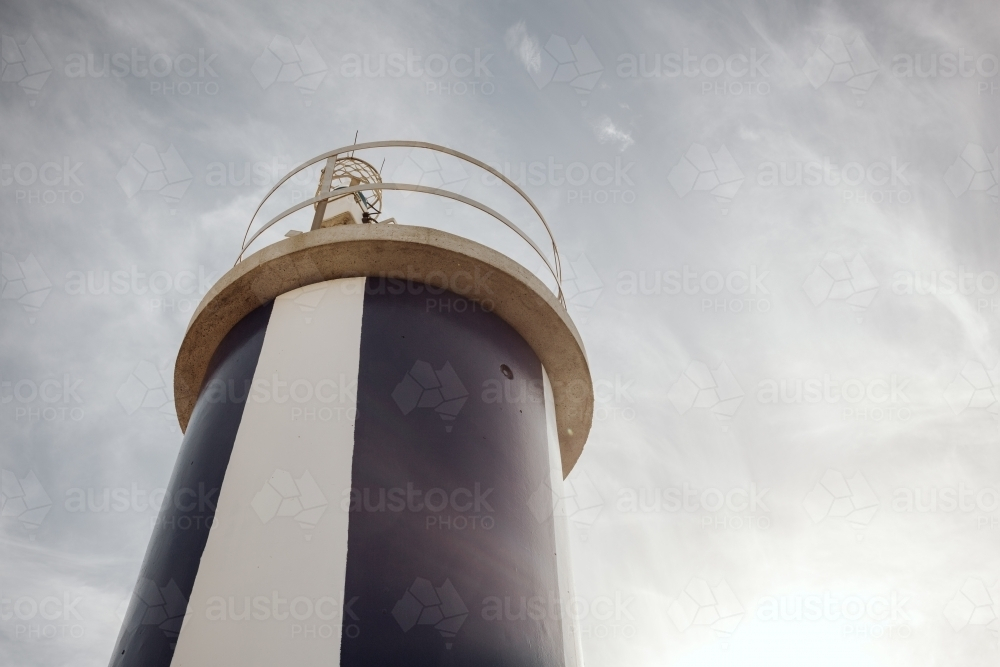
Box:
[504,21,541,73]
[594,116,634,151]
[5,3,1000,667]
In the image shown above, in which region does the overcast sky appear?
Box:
[2,0,999,665]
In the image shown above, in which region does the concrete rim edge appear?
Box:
[174,224,593,475]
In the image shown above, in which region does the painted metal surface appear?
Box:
[110,303,273,667]
[544,369,583,667]
[170,278,365,666]
[114,280,576,666]
[340,280,565,666]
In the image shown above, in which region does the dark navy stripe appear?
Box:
[110,302,273,667]
[340,281,563,666]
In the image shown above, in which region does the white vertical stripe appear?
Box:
[171,278,366,666]
[543,367,584,667]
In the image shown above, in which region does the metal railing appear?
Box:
[237,140,565,308]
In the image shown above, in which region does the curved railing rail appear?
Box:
[238,140,565,307]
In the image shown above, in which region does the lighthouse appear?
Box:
[110,141,594,667]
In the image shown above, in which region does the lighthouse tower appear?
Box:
[110,141,593,667]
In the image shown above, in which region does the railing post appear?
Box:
[310,156,338,231]
[240,143,567,311]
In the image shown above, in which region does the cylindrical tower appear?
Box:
[110,142,593,667]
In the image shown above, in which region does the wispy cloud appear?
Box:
[505,21,541,73]
[594,116,634,151]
